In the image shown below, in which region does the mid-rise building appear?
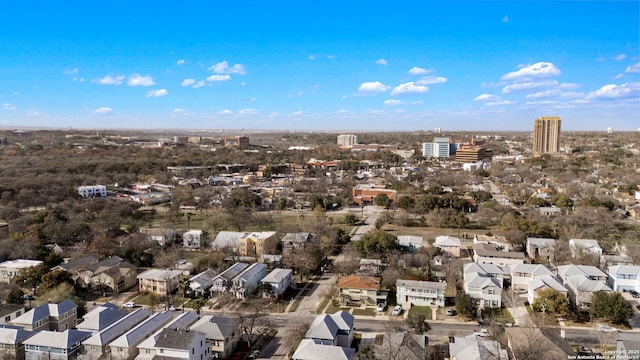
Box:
[532,116,561,156]
[422,137,456,158]
[337,134,358,147]
[223,136,249,148]
[78,185,107,198]
[454,146,493,163]
[0,259,43,284]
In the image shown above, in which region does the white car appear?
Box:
[596,324,617,333]
[392,305,402,316]
[123,302,135,308]
[376,303,385,312]
[474,329,490,337]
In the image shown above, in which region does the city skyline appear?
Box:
[1,1,639,131]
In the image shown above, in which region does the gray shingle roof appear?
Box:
[189,315,239,341]
[153,328,201,350]
[292,339,355,360]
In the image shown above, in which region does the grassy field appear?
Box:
[353,308,375,316]
[384,224,498,243]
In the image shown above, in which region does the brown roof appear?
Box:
[338,275,381,290]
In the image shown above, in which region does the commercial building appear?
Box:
[337,134,358,147]
[532,116,561,156]
[352,184,397,205]
[223,136,249,148]
[422,137,456,158]
[0,259,43,284]
[454,146,493,163]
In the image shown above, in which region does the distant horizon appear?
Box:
[1,2,638,130]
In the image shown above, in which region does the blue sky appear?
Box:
[1,1,639,131]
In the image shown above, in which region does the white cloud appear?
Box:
[193,80,206,88]
[486,100,516,106]
[502,15,509,23]
[391,82,429,96]
[218,109,233,115]
[384,99,407,106]
[411,100,424,105]
[559,91,585,99]
[587,83,636,99]
[25,109,42,116]
[473,94,500,102]
[64,68,79,75]
[358,81,391,94]
[501,62,561,81]
[408,66,430,75]
[176,59,185,65]
[93,75,125,85]
[239,108,258,115]
[416,76,448,85]
[502,80,559,93]
[182,78,196,86]
[94,107,113,114]
[2,103,16,111]
[291,111,304,116]
[525,100,559,105]
[559,83,580,89]
[375,59,388,65]
[614,54,627,61]
[625,62,640,74]
[614,73,624,79]
[209,61,246,75]
[337,109,349,113]
[308,54,316,60]
[172,108,185,114]
[206,74,231,82]
[525,90,561,99]
[127,74,155,87]
[146,89,168,98]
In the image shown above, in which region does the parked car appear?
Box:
[376,303,386,312]
[474,329,490,337]
[446,309,456,316]
[22,294,34,301]
[123,302,135,308]
[168,305,177,311]
[630,290,640,298]
[392,305,402,316]
[596,324,617,333]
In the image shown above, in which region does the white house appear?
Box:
[434,235,461,258]
[396,279,446,308]
[463,263,508,309]
[108,311,174,360]
[292,339,355,360]
[182,230,203,248]
[472,243,525,267]
[397,236,423,252]
[78,185,107,198]
[569,239,603,257]
[210,262,249,295]
[24,330,91,360]
[188,269,218,297]
[608,265,640,292]
[557,265,611,310]
[305,311,354,348]
[260,268,294,297]
[138,328,210,360]
[509,264,556,292]
[231,262,267,299]
[0,259,43,284]
[449,334,507,360]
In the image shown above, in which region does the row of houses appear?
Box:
[0,301,243,360]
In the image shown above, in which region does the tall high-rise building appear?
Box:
[532,116,561,156]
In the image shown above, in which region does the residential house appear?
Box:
[396,279,446,308]
[338,275,382,306]
[260,268,294,297]
[505,327,575,359]
[175,260,195,276]
[211,231,247,252]
[108,311,174,360]
[237,232,277,256]
[608,265,640,292]
[463,263,508,309]
[449,334,508,360]
[397,236,423,252]
[188,269,218,297]
[141,328,210,360]
[281,232,315,255]
[0,259,43,284]
[10,300,77,332]
[76,303,127,335]
[557,265,611,310]
[143,228,176,247]
[231,262,267,299]
[352,184,397,205]
[538,207,562,217]
[190,315,240,359]
[0,325,35,360]
[210,262,249,296]
[526,238,557,263]
[434,236,461,258]
[137,269,184,296]
[292,339,355,360]
[474,235,512,252]
[527,276,568,306]
[182,230,203,248]
[569,239,603,258]
[80,309,151,360]
[357,259,386,277]
[509,264,556,292]
[305,311,355,348]
[74,256,137,293]
[135,311,199,360]
[0,304,25,324]
[616,333,640,360]
[51,255,100,283]
[24,330,91,360]
[472,243,525,267]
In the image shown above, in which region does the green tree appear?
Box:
[469,190,493,204]
[456,293,477,320]
[532,288,570,316]
[396,196,416,211]
[7,287,25,304]
[591,291,633,325]
[354,230,398,257]
[374,193,392,208]
[344,214,358,226]
[406,312,431,333]
[39,270,74,292]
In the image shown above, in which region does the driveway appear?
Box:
[291,274,337,316]
[349,205,382,241]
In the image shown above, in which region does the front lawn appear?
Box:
[353,308,375,316]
